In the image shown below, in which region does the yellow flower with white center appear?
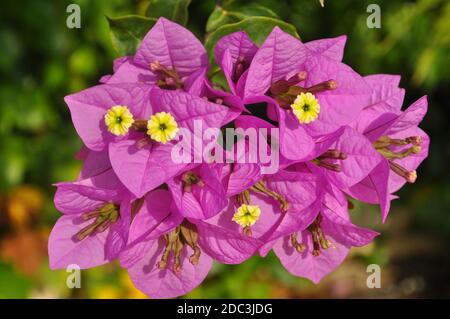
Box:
[290,92,320,124]
[146,112,179,144]
[104,105,135,136]
[232,204,261,228]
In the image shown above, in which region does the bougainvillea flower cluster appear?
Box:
[49,18,429,298]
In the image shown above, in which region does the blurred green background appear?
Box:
[0,0,449,298]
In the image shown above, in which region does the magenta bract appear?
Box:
[51,17,429,298]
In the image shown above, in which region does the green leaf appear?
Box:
[0,138,27,189]
[145,0,192,26]
[206,4,279,33]
[205,16,299,65]
[0,262,31,298]
[107,15,157,56]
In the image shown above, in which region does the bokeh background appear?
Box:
[0,0,449,298]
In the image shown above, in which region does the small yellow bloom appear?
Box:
[232,204,261,228]
[104,105,135,136]
[147,112,179,144]
[290,92,320,124]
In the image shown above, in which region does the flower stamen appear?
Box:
[290,233,306,253]
[301,214,332,257]
[318,149,348,160]
[304,80,337,94]
[236,190,251,206]
[373,135,423,149]
[157,233,173,270]
[131,119,148,132]
[312,148,347,172]
[377,145,421,160]
[180,220,202,265]
[181,172,204,193]
[156,221,202,273]
[172,237,184,275]
[150,61,183,89]
[269,71,308,96]
[389,161,417,183]
[233,56,249,82]
[251,180,289,212]
[76,203,119,241]
[374,135,422,182]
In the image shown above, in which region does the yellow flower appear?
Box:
[92,285,121,299]
[290,92,320,124]
[104,105,135,136]
[232,204,261,228]
[147,112,179,144]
